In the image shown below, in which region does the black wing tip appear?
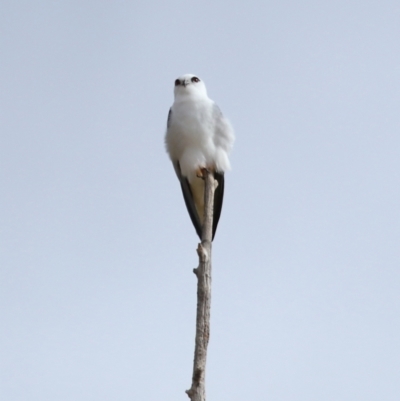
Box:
[180,180,203,239]
[174,161,202,239]
[212,172,225,241]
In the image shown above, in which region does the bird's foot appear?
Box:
[196,167,206,178]
[196,167,214,179]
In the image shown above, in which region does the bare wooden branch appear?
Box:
[186,169,215,401]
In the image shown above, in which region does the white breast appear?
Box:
[166,97,217,179]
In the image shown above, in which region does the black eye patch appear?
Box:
[175,79,181,86]
[191,77,200,83]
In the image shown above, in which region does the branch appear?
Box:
[186,169,215,401]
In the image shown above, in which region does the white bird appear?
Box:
[165,74,235,240]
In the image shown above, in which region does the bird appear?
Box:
[165,74,235,240]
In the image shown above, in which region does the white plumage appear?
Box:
[165,74,234,239]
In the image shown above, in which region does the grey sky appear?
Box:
[1,1,399,400]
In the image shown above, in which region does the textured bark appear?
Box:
[186,169,215,401]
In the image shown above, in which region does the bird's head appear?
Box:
[173,74,208,99]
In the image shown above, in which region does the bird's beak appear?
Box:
[182,80,187,87]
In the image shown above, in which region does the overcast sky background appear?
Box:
[1,1,399,400]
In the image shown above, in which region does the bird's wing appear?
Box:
[212,104,235,153]
[210,104,231,239]
[173,161,203,239]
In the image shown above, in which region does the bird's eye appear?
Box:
[191,77,200,83]
[175,79,181,86]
